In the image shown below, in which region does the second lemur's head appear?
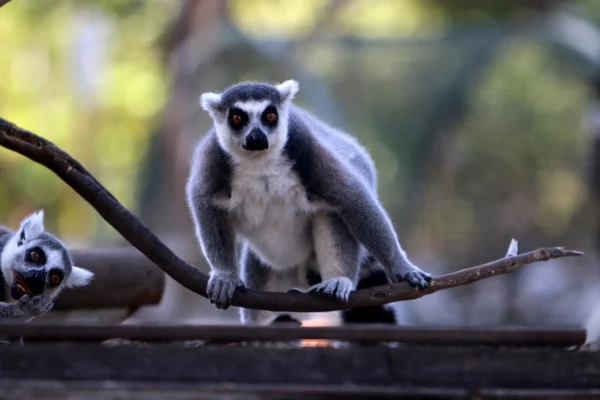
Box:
[199,79,299,160]
[0,210,94,301]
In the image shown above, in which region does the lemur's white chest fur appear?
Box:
[214,156,318,270]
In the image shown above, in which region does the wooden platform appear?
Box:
[2,343,600,399]
[0,322,598,399]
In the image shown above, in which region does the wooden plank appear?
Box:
[0,322,587,346]
[0,380,467,400]
[0,344,599,394]
[52,247,165,310]
[3,380,600,400]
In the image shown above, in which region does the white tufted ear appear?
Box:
[199,92,223,117]
[16,210,45,243]
[276,79,299,103]
[65,266,94,288]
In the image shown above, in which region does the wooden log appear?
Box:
[52,247,165,310]
[0,343,600,396]
[0,322,587,346]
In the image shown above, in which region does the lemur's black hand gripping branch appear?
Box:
[0,117,583,313]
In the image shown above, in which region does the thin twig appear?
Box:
[0,117,584,312]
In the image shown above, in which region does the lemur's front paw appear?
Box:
[18,294,54,318]
[392,263,432,289]
[305,277,354,302]
[207,272,245,310]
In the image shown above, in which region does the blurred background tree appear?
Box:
[1,0,600,325]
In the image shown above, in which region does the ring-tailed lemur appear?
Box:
[186,79,432,325]
[0,210,94,321]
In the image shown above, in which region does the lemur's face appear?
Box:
[0,211,93,301]
[199,80,299,160]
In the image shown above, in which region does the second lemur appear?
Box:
[0,210,94,321]
[186,79,432,325]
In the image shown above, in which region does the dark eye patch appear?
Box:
[47,268,64,288]
[25,246,46,265]
[228,108,248,132]
[261,105,278,127]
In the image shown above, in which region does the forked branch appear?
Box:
[0,117,584,312]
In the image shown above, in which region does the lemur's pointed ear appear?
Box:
[276,79,299,103]
[16,210,45,244]
[200,92,223,118]
[65,266,94,288]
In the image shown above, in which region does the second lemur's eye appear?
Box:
[231,114,242,124]
[26,247,46,265]
[48,268,64,287]
[28,250,40,263]
[266,113,277,123]
[51,274,61,285]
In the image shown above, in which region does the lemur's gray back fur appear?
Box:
[289,105,377,191]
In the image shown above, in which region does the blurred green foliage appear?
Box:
[0,0,175,241]
[230,0,447,39]
[415,38,588,255]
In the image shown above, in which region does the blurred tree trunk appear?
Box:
[138,0,227,257]
[126,0,239,324]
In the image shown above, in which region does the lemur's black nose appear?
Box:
[243,128,268,151]
[23,269,46,295]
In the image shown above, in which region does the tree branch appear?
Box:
[0,117,584,312]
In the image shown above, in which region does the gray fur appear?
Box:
[0,294,54,321]
[306,213,360,301]
[239,243,309,324]
[0,210,94,321]
[286,106,432,287]
[186,79,431,323]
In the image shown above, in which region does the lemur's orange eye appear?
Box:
[29,250,40,263]
[231,114,242,124]
[266,112,277,123]
[51,274,61,285]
